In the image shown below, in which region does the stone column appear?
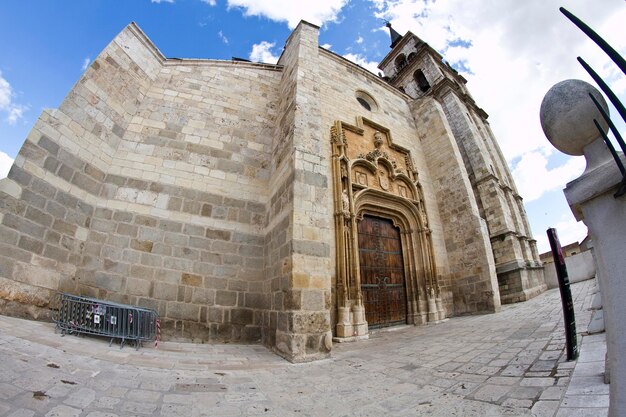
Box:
[540,79,625,417]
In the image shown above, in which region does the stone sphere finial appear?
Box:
[540,79,609,156]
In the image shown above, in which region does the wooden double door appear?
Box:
[358,215,407,328]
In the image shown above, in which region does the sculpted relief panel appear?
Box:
[330,117,445,340]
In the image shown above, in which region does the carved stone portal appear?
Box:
[331,117,445,340]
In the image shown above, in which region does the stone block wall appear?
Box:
[96,57,281,341]
[0,23,284,342]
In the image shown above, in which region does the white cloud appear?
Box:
[249,41,280,64]
[511,149,585,203]
[356,36,364,44]
[373,0,626,163]
[81,57,91,71]
[321,43,332,50]
[0,151,14,179]
[0,71,27,125]
[6,106,26,125]
[227,0,349,28]
[534,214,588,254]
[151,0,175,3]
[0,74,13,110]
[218,30,229,44]
[342,53,380,75]
[201,0,217,5]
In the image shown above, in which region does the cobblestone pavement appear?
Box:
[0,279,606,417]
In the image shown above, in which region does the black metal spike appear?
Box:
[589,93,626,156]
[560,7,626,75]
[578,57,626,123]
[594,119,626,176]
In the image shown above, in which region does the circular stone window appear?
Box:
[355,90,378,112]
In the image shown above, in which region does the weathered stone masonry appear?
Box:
[0,21,544,362]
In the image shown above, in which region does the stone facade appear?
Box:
[0,21,544,362]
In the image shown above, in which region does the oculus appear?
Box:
[355,90,378,112]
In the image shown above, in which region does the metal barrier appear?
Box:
[52,293,159,350]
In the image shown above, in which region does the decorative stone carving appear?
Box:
[330,117,445,341]
[341,189,350,219]
[356,171,367,186]
[374,131,384,148]
[378,170,390,191]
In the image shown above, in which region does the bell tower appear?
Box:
[378,23,470,101]
[378,24,546,304]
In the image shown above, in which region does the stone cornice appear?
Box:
[474,173,499,187]
[163,58,283,71]
[126,22,167,63]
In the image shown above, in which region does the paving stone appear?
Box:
[539,386,565,400]
[44,405,81,417]
[501,364,527,376]
[485,376,520,386]
[7,410,35,417]
[120,400,158,415]
[126,389,162,402]
[92,397,121,409]
[63,387,96,408]
[0,279,604,417]
[530,400,559,417]
[509,386,541,400]
[530,360,557,372]
[0,384,23,400]
[526,371,552,377]
[520,378,555,387]
[501,398,532,409]
[159,403,193,417]
[472,384,512,402]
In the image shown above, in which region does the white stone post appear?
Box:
[540,79,625,417]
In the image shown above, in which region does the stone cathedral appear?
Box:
[0,21,545,362]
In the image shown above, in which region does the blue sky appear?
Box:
[1,0,625,253]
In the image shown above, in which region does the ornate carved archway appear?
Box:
[331,117,445,340]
